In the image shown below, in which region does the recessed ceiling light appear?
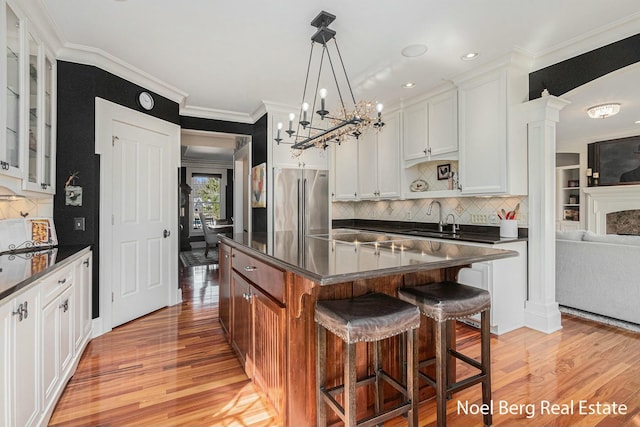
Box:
[461,52,479,61]
[401,44,428,58]
[635,120,640,124]
[402,82,416,89]
[587,103,621,119]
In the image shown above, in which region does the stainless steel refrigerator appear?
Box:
[273,167,329,240]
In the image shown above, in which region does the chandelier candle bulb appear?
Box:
[301,102,310,127]
[287,113,295,136]
[318,88,329,118]
[275,122,283,144]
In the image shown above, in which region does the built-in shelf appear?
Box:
[556,163,582,229]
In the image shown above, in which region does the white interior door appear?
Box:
[111,120,172,327]
[96,98,179,335]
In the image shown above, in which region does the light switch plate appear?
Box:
[74,217,85,231]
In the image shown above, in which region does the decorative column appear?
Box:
[524,94,570,333]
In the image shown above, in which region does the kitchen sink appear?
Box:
[407,230,461,239]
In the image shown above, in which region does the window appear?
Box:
[192,173,221,230]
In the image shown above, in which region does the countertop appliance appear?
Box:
[273,167,329,240]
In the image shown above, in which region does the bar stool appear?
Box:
[398,281,492,427]
[315,292,421,427]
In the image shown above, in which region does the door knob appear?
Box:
[163,229,171,238]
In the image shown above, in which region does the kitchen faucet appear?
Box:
[427,200,443,232]
[445,213,459,234]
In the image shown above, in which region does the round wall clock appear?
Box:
[138,91,154,110]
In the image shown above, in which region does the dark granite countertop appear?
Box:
[219,231,518,285]
[333,219,528,244]
[0,245,91,303]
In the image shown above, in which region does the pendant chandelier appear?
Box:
[274,11,384,150]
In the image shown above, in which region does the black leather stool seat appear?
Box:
[315,292,421,343]
[315,292,421,427]
[398,281,492,427]
[398,281,490,321]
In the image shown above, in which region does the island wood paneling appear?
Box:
[49,264,640,427]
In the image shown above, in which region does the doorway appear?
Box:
[179,130,247,253]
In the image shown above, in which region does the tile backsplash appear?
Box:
[0,197,54,220]
[333,196,528,227]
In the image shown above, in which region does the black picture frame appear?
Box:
[588,135,640,186]
[437,163,451,180]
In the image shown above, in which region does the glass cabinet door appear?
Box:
[26,31,39,187]
[2,3,22,175]
[43,55,54,189]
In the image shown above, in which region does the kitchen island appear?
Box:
[218,231,517,426]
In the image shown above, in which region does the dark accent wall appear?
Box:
[56,61,269,319]
[179,116,253,135]
[55,61,180,318]
[529,33,640,100]
[251,113,268,233]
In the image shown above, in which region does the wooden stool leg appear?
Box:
[481,310,492,427]
[316,324,327,427]
[446,319,455,400]
[435,320,448,427]
[407,328,419,427]
[345,342,357,427]
[373,341,384,415]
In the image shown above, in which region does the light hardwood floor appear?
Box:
[50,264,639,426]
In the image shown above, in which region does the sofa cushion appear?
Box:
[582,231,640,246]
[556,230,586,241]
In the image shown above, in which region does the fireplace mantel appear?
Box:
[583,185,640,234]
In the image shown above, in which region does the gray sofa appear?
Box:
[556,230,640,325]
[556,231,640,324]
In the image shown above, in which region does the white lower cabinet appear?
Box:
[0,285,41,427]
[42,283,73,412]
[73,254,92,353]
[0,248,92,427]
[457,241,527,334]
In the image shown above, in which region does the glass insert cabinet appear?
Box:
[1,0,56,194]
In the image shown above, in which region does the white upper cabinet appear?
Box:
[1,0,56,194]
[332,140,358,200]
[457,63,528,195]
[358,110,400,200]
[1,1,24,179]
[403,88,458,164]
[375,111,401,199]
[428,90,458,158]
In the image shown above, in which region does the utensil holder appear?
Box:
[499,219,518,238]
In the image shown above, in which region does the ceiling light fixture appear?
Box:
[587,103,621,119]
[401,44,428,58]
[635,120,640,124]
[461,52,479,61]
[402,82,416,89]
[274,11,384,150]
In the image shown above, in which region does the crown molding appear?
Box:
[56,43,188,106]
[531,13,640,71]
[179,105,254,124]
[15,0,64,52]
